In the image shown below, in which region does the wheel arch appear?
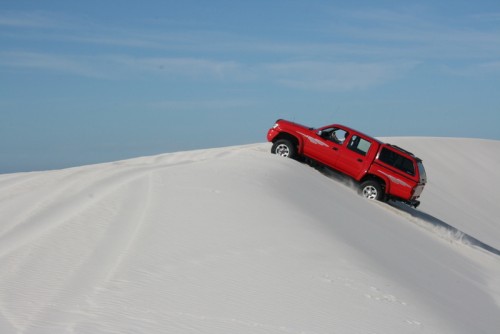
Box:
[272,132,301,153]
[359,174,388,194]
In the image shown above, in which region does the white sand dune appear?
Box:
[0,138,499,333]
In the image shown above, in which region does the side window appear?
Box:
[320,128,349,144]
[331,129,348,144]
[379,148,415,175]
[347,135,372,156]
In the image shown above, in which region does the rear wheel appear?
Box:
[360,180,383,201]
[271,139,296,159]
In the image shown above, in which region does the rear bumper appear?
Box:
[404,199,421,208]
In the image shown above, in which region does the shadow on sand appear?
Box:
[314,163,500,257]
[389,202,500,258]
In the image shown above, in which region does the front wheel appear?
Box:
[271,139,296,159]
[359,180,383,201]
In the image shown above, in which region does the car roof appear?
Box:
[323,124,383,144]
[319,123,422,160]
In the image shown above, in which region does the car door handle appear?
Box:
[357,158,363,162]
[333,147,339,151]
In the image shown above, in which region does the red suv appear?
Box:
[267,119,426,207]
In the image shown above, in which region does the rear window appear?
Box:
[378,147,415,176]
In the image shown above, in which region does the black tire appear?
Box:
[271,139,296,159]
[359,180,383,201]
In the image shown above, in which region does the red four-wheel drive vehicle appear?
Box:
[267,119,426,207]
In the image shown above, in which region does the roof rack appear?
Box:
[388,144,415,157]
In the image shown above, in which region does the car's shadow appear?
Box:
[311,161,500,257]
[389,202,500,257]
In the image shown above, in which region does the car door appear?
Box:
[307,127,349,167]
[334,135,374,179]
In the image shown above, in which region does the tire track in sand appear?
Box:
[22,172,153,332]
[0,164,158,259]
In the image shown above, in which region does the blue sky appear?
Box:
[1,0,499,173]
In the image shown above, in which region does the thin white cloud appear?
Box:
[0,11,57,28]
[264,61,420,91]
[0,50,422,91]
[0,51,107,78]
[471,13,500,22]
[444,61,500,77]
[0,51,250,81]
[2,8,499,65]
[1,7,496,90]
[119,56,243,79]
[151,99,256,111]
[329,8,500,60]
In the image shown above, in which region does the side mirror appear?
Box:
[317,130,323,137]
